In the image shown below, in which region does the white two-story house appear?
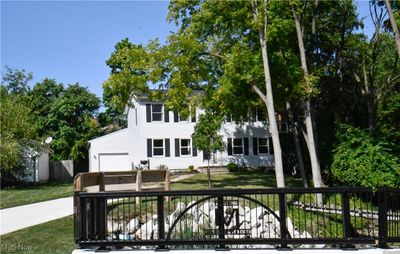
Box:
[88,92,275,172]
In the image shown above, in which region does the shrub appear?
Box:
[331,125,400,191]
[188,165,195,172]
[227,162,239,172]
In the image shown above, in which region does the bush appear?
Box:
[188,165,195,172]
[227,162,239,172]
[331,125,400,191]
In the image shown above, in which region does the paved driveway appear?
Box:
[0,196,73,235]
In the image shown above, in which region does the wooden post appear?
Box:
[136,170,142,204]
[164,170,171,191]
[74,173,82,191]
[164,170,171,202]
[99,173,105,192]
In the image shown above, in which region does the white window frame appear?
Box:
[258,138,269,155]
[153,139,164,157]
[233,138,244,155]
[180,139,192,156]
[151,104,163,122]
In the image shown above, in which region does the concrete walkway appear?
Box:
[0,196,74,235]
[0,173,196,235]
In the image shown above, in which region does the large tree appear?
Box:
[0,69,36,185]
[29,81,101,161]
[105,1,288,187]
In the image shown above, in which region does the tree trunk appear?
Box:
[251,1,285,188]
[384,0,400,59]
[286,101,308,188]
[292,7,324,190]
[207,158,212,189]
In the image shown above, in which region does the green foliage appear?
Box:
[1,66,32,95]
[40,84,100,160]
[191,113,224,156]
[0,70,37,185]
[227,162,239,172]
[27,78,101,161]
[188,165,195,172]
[331,125,400,190]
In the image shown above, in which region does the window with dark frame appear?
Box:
[180,139,191,156]
[233,138,243,154]
[258,138,269,154]
[153,139,164,156]
[152,104,163,121]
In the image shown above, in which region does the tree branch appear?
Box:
[251,83,268,104]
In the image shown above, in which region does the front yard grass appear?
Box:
[0,181,74,209]
[172,169,305,189]
[0,216,75,254]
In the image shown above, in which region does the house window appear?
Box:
[180,139,191,156]
[152,104,163,121]
[258,138,269,154]
[153,139,164,156]
[233,138,243,155]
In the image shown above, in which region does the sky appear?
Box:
[1,1,374,109]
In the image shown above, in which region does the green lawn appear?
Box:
[172,170,305,190]
[0,216,76,254]
[0,181,74,209]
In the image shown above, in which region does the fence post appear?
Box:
[80,197,87,243]
[278,192,288,249]
[378,188,388,248]
[342,190,353,248]
[97,197,107,241]
[216,195,226,249]
[74,194,80,243]
[157,195,167,250]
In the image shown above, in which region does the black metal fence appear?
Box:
[74,187,400,250]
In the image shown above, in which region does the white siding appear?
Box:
[88,97,274,172]
[89,129,130,172]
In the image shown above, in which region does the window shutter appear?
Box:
[191,109,196,122]
[146,104,151,122]
[244,137,249,155]
[203,150,210,161]
[253,137,258,155]
[165,138,170,157]
[257,109,265,122]
[174,111,179,122]
[269,137,274,155]
[175,138,180,157]
[192,143,197,156]
[147,139,152,157]
[227,138,232,155]
[164,109,169,122]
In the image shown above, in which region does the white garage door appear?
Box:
[98,153,130,171]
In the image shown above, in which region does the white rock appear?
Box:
[135,216,158,240]
[127,218,140,233]
[174,202,186,215]
[107,220,127,234]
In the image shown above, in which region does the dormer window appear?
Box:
[152,104,163,121]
